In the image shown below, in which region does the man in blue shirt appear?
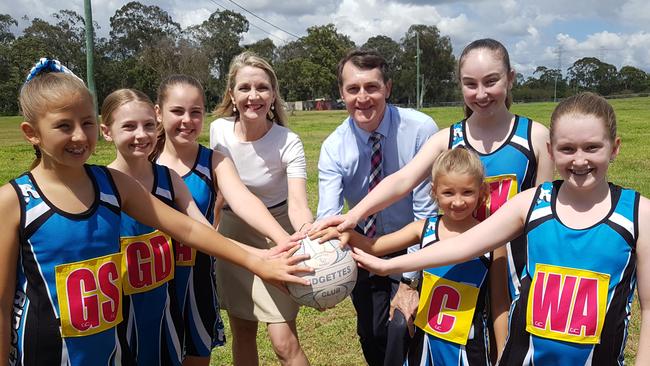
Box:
[317,49,438,366]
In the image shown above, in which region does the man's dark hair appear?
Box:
[337,49,391,86]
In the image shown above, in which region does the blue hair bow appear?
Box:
[24,58,81,84]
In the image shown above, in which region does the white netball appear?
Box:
[287,237,358,310]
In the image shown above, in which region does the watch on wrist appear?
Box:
[400,276,419,290]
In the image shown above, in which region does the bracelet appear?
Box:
[299,222,312,231]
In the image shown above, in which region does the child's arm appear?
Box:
[310,220,425,256]
[0,185,20,361]
[635,196,650,365]
[312,130,449,233]
[112,169,311,288]
[352,188,533,275]
[213,152,301,245]
[531,122,554,185]
[170,170,295,258]
[489,246,511,360]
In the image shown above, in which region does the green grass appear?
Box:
[1,97,649,365]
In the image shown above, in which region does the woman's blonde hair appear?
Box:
[213,51,287,126]
[20,72,94,169]
[430,148,486,201]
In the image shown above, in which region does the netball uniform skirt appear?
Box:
[216,201,299,322]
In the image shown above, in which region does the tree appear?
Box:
[109,1,181,59]
[0,14,19,115]
[395,25,456,105]
[188,9,248,99]
[568,57,618,95]
[276,24,354,100]
[618,66,648,93]
[0,14,17,44]
[244,38,276,62]
[362,35,401,68]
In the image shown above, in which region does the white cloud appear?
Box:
[2,0,650,74]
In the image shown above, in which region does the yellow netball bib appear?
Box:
[174,241,196,266]
[414,272,480,345]
[55,253,123,337]
[475,174,518,221]
[526,263,610,344]
[121,230,175,295]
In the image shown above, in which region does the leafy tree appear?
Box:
[188,9,248,98]
[276,24,354,100]
[362,35,401,68]
[568,57,618,95]
[618,66,648,93]
[109,1,181,59]
[244,38,276,62]
[0,14,17,44]
[0,14,19,114]
[396,25,455,105]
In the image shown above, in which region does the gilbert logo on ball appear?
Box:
[287,237,358,310]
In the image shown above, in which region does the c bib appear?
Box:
[415,271,480,345]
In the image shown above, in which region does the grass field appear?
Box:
[1,97,648,365]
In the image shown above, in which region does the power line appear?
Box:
[225,0,301,39]
[207,0,289,44]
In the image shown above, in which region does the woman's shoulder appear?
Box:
[209,116,235,130]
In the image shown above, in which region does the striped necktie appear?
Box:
[364,132,382,237]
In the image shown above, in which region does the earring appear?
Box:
[271,104,275,110]
[268,109,275,121]
[233,106,237,113]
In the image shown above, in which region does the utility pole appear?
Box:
[554,45,563,102]
[416,32,421,109]
[84,0,98,117]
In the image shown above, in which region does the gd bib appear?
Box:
[55,253,123,337]
[121,230,175,295]
[414,271,480,345]
[526,263,610,344]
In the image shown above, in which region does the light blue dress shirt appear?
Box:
[317,105,439,279]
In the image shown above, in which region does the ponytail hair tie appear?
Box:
[24,57,82,84]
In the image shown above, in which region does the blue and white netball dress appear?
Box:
[500,181,638,365]
[172,144,225,356]
[119,163,183,365]
[449,115,537,298]
[405,216,491,366]
[9,165,134,365]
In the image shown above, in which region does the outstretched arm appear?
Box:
[0,185,19,362]
[352,188,533,275]
[169,170,293,258]
[635,196,650,365]
[212,152,296,245]
[113,169,311,288]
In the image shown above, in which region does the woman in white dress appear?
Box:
[210,52,313,366]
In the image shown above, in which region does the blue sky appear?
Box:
[2,0,650,76]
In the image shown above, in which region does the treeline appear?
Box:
[0,2,648,115]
